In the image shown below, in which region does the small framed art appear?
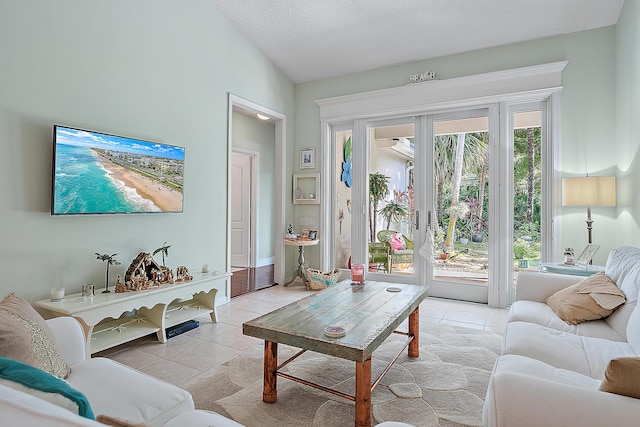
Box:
[300,148,315,169]
[576,244,600,265]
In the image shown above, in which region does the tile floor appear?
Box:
[99,283,509,389]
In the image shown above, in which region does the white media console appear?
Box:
[35,271,231,357]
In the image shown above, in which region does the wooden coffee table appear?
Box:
[243,280,428,427]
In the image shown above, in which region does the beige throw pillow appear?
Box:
[599,357,640,399]
[546,272,625,325]
[0,293,71,378]
[573,272,626,309]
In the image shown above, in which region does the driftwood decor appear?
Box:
[117,252,174,293]
[175,266,193,282]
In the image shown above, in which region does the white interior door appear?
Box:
[231,152,251,267]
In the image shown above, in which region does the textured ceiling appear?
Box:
[213,0,624,84]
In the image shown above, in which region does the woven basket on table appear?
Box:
[306,268,341,290]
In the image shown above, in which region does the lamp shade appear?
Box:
[562,176,616,207]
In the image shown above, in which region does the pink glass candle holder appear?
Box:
[351,264,365,284]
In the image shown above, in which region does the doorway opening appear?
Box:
[227,94,286,297]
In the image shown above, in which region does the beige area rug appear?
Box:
[183,321,503,427]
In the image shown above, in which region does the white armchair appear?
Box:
[2,315,244,427]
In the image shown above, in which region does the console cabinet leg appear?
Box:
[138,303,168,343]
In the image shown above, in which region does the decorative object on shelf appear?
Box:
[122,252,173,293]
[175,266,193,282]
[286,222,297,239]
[562,175,616,245]
[300,147,315,169]
[575,244,601,266]
[564,248,575,265]
[308,230,317,240]
[50,287,65,301]
[114,276,126,293]
[407,70,437,84]
[306,268,341,290]
[292,173,320,204]
[153,242,172,267]
[341,136,352,187]
[95,252,121,294]
[81,284,95,298]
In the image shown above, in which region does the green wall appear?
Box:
[0,0,295,300]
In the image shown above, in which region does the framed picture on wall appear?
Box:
[300,148,315,169]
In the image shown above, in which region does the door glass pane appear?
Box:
[334,129,352,269]
[433,117,489,285]
[513,110,542,276]
[368,123,415,277]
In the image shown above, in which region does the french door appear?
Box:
[425,109,493,302]
[326,102,550,306]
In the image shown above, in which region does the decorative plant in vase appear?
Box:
[95,252,121,293]
[153,242,171,267]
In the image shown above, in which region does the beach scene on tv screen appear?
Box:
[53,126,184,214]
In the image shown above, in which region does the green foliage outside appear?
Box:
[433,126,542,263]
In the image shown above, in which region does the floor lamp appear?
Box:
[562,176,617,245]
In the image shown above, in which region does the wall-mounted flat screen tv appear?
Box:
[51,125,185,215]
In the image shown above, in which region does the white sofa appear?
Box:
[0,316,243,427]
[483,246,640,427]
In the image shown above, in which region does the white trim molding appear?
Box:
[316,61,567,121]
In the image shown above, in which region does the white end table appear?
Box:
[540,262,604,276]
[284,238,319,288]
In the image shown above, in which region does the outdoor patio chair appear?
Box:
[377,230,414,273]
[368,242,389,272]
